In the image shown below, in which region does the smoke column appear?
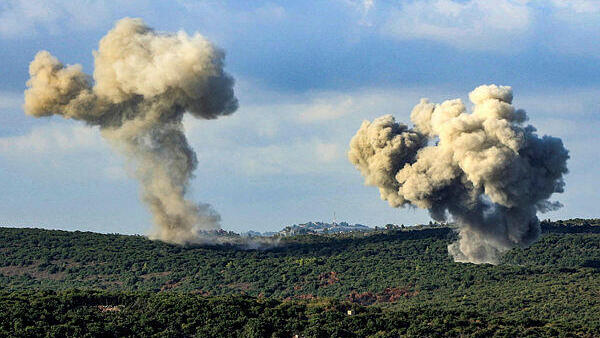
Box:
[348,85,569,264]
[24,18,238,244]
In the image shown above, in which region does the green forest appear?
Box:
[1,218,599,337]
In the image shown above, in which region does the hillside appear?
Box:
[1,219,599,336]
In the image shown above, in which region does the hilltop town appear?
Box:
[243,221,372,237]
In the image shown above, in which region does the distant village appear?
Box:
[270,221,371,237]
[239,220,449,238]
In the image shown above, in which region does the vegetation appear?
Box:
[0,218,599,336]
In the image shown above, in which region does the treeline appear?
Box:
[1,289,596,337]
[0,219,599,336]
[0,220,599,297]
[540,218,600,233]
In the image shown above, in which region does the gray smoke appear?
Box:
[348,85,569,264]
[24,18,237,244]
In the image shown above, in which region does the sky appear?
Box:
[0,0,598,235]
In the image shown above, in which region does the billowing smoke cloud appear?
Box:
[24,18,238,244]
[349,85,569,264]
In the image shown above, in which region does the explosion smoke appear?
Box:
[348,85,569,264]
[24,18,237,244]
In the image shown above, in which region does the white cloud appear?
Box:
[252,3,286,21]
[103,165,127,181]
[0,122,125,182]
[340,0,376,26]
[0,91,22,110]
[0,0,58,37]
[297,96,354,122]
[0,122,105,156]
[315,141,340,163]
[171,1,288,44]
[177,0,286,22]
[382,0,532,51]
[234,139,344,176]
[550,0,600,14]
[295,87,453,124]
[0,0,137,39]
[541,0,600,56]
[184,84,459,178]
[0,1,290,40]
[0,83,597,232]
[8,84,592,183]
[513,88,599,119]
[376,0,600,55]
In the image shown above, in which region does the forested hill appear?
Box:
[1,219,599,336]
[0,218,599,296]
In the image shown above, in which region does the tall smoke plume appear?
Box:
[24,18,238,244]
[348,85,569,264]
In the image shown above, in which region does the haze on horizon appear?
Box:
[0,0,599,235]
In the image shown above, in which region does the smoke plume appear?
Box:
[348,85,569,264]
[24,18,238,244]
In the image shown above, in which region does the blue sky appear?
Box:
[0,0,598,234]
